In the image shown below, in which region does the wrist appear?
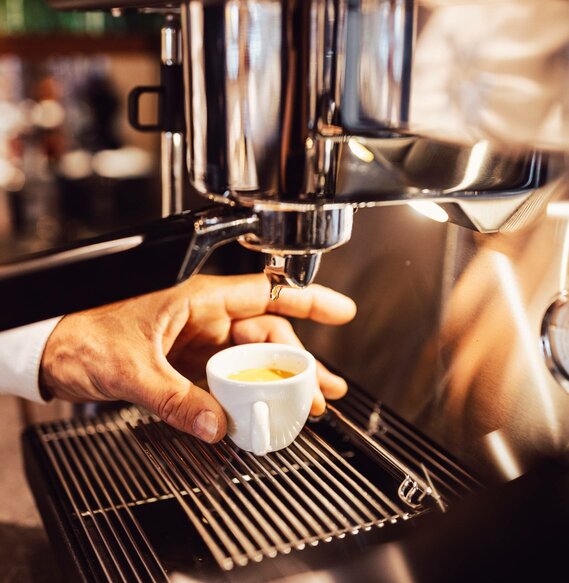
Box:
[39,315,89,402]
[39,317,65,401]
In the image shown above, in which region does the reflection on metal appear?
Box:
[161,131,184,216]
[540,292,569,394]
[0,236,144,280]
[161,14,182,65]
[348,139,375,164]
[547,202,569,218]
[177,208,260,281]
[240,206,354,255]
[383,545,417,583]
[296,187,569,482]
[179,0,559,289]
[175,0,569,482]
[483,430,523,482]
[264,254,322,291]
[240,205,353,288]
[408,201,449,223]
[561,224,569,291]
[452,141,491,192]
[493,253,560,444]
[366,408,383,436]
[269,284,282,302]
[182,0,548,211]
[161,16,184,217]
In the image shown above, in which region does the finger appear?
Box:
[231,314,303,347]
[317,361,348,400]
[213,273,356,324]
[231,315,349,399]
[131,356,227,443]
[311,386,326,416]
[269,284,357,325]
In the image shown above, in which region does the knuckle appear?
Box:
[156,387,194,431]
[278,317,294,332]
[156,389,184,425]
[271,316,297,339]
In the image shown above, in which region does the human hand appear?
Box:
[40,274,356,442]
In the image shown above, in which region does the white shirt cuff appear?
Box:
[0,317,62,403]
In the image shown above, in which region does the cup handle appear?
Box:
[251,401,270,456]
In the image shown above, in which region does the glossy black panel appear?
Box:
[0,214,195,331]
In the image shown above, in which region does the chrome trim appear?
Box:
[177,207,260,281]
[0,236,144,280]
[161,15,185,217]
[541,291,569,394]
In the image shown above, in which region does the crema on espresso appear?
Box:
[228,368,295,382]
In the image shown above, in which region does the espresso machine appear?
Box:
[14,1,569,581]
[0,0,555,328]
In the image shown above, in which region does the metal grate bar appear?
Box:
[327,404,432,508]
[340,398,460,495]
[164,424,290,556]
[36,423,117,582]
[116,409,182,495]
[37,416,169,582]
[346,390,481,489]
[337,396,478,496]
[132,420,246,570]
[293,433,391,520]
[238,447,329,541]
[271,448,356,531]
[40,419,152,583]
[98,413,157,500]
[49,420,133,582]
[191,439,294,553]
[80,421,138,502]
[216,440,320,547]
[69,417,168,581]
[285,441,381,527]
[147,422,264,563]
[128,416,425,571]
[31,400,458,577]
[301,429,406,516]
[41,409,171,502]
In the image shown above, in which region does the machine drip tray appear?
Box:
[23,384,480,582]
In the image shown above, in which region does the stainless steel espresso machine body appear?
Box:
[179,0,551,291]
[0,0,558,328]
[13,1,569,581]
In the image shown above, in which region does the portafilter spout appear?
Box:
[264,254,323,299]
[238,205,354,295]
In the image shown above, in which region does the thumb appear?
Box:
[132,357,227,443]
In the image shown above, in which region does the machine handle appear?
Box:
[128,86,163,132]
[128,64,184,133]
[0,207,258,332]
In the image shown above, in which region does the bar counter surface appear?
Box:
[0,395,63,583]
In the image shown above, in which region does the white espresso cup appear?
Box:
[206,343,317,455]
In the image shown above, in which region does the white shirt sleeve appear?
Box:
[0,317,62,403]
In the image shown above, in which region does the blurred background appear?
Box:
[0,6,162,580]
[0,1,163,262]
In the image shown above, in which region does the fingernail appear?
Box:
[193,410,218,442]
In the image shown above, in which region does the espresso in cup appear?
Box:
[206,343,317,455]
[228,368,295,382]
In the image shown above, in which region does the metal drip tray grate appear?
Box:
[24,387,479,582]
[129,415,419,571]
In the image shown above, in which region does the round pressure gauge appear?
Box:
[541,292,569,392]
